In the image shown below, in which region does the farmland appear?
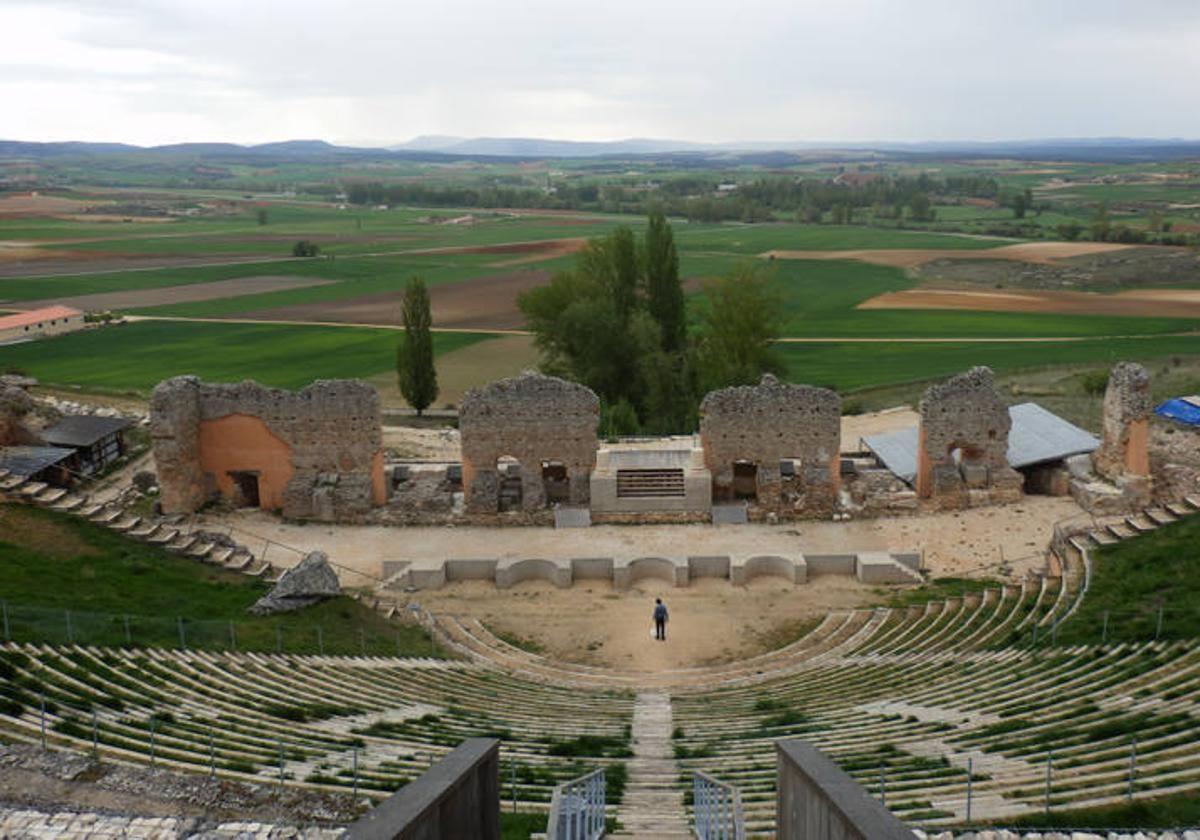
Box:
[3,145,1200,403]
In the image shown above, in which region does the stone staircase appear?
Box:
[612,693,691,838]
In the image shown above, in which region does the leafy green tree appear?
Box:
[1012,193,1027,219]
[644,213,685,352]
[694,263,785,390]
[908,193,934,222]
[397,276,437,415]
[292,240,320,257]
[256,208,269,225]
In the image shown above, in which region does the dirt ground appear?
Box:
[3,275,335,311]
[210,496,1078,668]
[762,241,1132,269]
[857,286,1200,318]
[0,193,100,216]
[840,406,918,449]
[421,576,872,670]
[241,270,551,331]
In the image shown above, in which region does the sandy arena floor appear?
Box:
[209,496,1080,669]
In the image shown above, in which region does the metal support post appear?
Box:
[966,756,973,824]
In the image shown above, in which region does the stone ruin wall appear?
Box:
[1093,362,1152,494]
[914,366,1022,508]
[150,377,384,521]
[0,384,46,446]
[699,374,841,516]
[459,372,599,514]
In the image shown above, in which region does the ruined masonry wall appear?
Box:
[459,371,599,513]
[1094,361,1152,481]
[914,366,1022,507]
[150,377,384,521]
[699,374,841,515]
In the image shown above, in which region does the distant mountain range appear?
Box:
[3,136,1200,163]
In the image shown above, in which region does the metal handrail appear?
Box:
[693,771,745,840]
[546,768,606,840]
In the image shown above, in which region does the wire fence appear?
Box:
[0,600,439,658]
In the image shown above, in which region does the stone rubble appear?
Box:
[249,551,341,615]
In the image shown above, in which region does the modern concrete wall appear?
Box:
[687,555,731,580]
[614,556,688,590]
[444,559,499,582]
[776,740,916,840]
[385,551,915,591]
[805,554,857,576]
[345,738,500,840]
[571,557,614,580]
[495,558,571,589]
[733,554,805,585]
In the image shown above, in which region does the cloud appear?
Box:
[2,0,1199,144]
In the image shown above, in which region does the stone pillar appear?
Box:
[149,376,206,514]
[566,466,591,505]
[1092,362,1152,506]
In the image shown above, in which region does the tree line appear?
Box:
[518,214,784,436]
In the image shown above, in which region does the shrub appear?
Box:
[1080,371,1109,396]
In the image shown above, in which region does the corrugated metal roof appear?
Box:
[0,446,74,478]
[40,415,132,448]
[863,402,1099,485]
[0,306,83,331]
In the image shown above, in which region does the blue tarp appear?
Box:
[1155,398,1200,427]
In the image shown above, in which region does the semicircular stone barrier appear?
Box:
[733,554,805,585]
[614,556,688,590]
[495,557,572,589]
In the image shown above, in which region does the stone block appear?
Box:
[687,555,731,579]
[554,506,591,528]
[570,557,614,580]
[444,558,498,582]
[960,462,989,489]
[856,553,919,585]
[805,553,856,576]
[711,503,748,525]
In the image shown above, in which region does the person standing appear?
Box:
[653,598,669,641]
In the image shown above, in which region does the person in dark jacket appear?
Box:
[653,598,669,641]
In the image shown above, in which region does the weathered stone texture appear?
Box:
[1093,361,1152,486]
[150,376,383,520]
[0,384,46,446]
[914,366,1022,506]
[699,374,841,515]
[250,551,341,614]
[459,371,599,513]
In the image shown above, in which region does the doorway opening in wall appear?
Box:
[732,460,758,500]
[541,460,569,504]
[497,456,523,512]
[229,471,261,508]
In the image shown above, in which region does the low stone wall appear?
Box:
[384,551,919,592]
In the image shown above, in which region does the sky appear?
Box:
[3,0,1200,147]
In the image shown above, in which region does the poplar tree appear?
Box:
[645,212,685,352]
[397,276,438,415]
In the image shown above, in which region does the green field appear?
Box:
[0,321,490,394]
[777,335,1200,392]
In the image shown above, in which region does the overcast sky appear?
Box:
[4,0,1200,147]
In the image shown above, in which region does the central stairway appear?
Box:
[613,692,691,838]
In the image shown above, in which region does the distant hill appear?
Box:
[3,136,1200,165]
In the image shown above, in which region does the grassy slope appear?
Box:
[0,321,492,394]
[0,505,437,656]
[1057,514,1200,644]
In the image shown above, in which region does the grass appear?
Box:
[760,259,1198,339]
[776,335,1200,392]
[1057,514,1200,644]
[1002,790,1200,829]
[0,505,439,656]
[878,577,1002,608]
[0,321,493,395]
